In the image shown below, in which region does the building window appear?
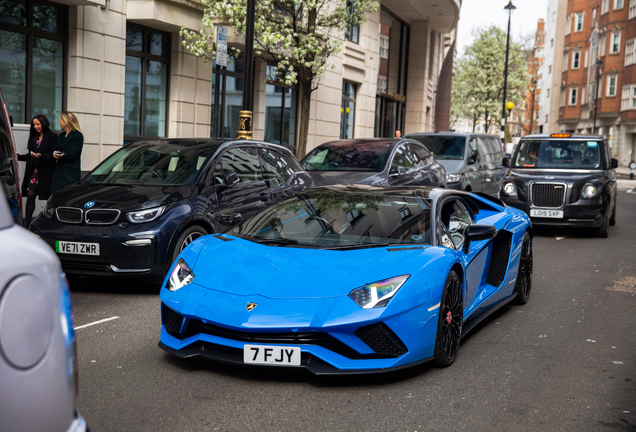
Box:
[340,81,356,139]
[572,51,581,69]
[0,0,67,125]
[615,0,624,9]
[610,31,621,54]
[600,33,607,56]
[569,87,578,105]
[621,85,636,109]
[211,57,246,138]
[575,12,584,32]
[607,75,617,96]
[602,0,610,14]
[125,25,170,138]
[345,0,359,44]
[565,14,572,35]
[626,39,636,65]
[263,65,298,148]
[630,0,636,18]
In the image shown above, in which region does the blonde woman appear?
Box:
[50,111,84,195]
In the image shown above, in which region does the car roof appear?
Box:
[405,132,500,139]
[520,133,604,140]
[124,138,295,155]
[313,138,402,150]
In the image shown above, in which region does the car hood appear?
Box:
[189,237,436,299]
[508,169,608,184]
[435,159,465,175]
[307,171,376,187]
[50,183,198,212]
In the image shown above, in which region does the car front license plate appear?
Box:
[243,344,301,366]
[55,241,100,256]
[530,209,564,219]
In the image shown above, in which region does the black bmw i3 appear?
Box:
[30,138,313,281]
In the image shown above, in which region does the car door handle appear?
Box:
[259,192,270,201]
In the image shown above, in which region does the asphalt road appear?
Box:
[71,187,636,432]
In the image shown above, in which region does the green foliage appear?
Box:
[451,26,529,133]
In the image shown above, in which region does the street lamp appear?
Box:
[238,0,256,139]
[592,57,602,134]
[506,101,514,136]
[530,79,538,134]
[501,0,516,132]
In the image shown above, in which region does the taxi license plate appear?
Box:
[530,209,564,219]
[55,241,100,256]
[243,344,301,366]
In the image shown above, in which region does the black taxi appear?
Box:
[500,133,617,237]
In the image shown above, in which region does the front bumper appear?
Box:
[501,197,605,227]
[30,216,171,279]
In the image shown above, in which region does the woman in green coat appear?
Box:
[50,111,84,195]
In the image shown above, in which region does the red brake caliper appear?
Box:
[445,311,452,324]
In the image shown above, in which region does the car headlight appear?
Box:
[43,199,56,219]
[582,184,598,199]
[503,182,517,196]
[127,206,166,223]
[348,275,410,309]
[446,173,462,183]
[166,258,194,292]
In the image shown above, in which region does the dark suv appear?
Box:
[0,87,22,225]
[500,133,617,237]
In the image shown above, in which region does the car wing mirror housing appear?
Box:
[463,224,497,253]
[223,171,240,187]
[610,158,618,169]
[219,212,243,226]
[468,151,478,164]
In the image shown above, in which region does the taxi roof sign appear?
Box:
[550,133,571,138]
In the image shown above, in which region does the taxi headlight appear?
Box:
[503,182,517,196]
[348,275,410,309]
[582,184,598,199]
[127,206,166,224]
[166,258,194,292]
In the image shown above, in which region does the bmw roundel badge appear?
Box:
[84,201,95,209]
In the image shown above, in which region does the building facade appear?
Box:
[555,0,635,165]
[525,19,545,134]
[0,0,461,173]
[539,0,568,134]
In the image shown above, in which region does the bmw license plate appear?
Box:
[243,344,301,366]
[530,209,564,219]
[55,241,100,256]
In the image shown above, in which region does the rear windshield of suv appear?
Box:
[407,136,465,160]
[512,140,603,169]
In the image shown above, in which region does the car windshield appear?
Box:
[407,136,465,160]
[300,143,392,171]
[512,139,603,169]
[84,143,216,186]
[230,192,432,249]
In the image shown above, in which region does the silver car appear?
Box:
[0,187,86,432]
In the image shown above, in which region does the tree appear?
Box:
[181,0,379,158]
[451,26,528,134]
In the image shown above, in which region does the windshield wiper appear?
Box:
[326,242,391,251]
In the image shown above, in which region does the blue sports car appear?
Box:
[159,186,533,374]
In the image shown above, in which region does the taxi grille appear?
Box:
[530,183,566,208]
[56,207,83,224]
[85,209,121,225]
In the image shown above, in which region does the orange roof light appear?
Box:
[550,133,571,138]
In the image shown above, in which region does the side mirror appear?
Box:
[468,150,478,164]
[219,212,243,226]
[610,158,618,169]
[223,171,240,187]
[502,157,509,167]
[463,224,497,253]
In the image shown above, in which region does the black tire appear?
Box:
[595,205,609,238]
[170,225,208,264]
[512,232,533,305]
[609,200,616,226]
[432,270,463,368]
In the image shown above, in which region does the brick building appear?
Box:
[525,19,545,134]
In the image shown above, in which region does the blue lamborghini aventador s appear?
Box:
[159,185,533,374]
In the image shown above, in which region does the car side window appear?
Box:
[477,138,492,164]
[220,147,263,184]
[439,199,473,250]
[259,149,295,187]
[468,138,479,160]
[390,145,416,174]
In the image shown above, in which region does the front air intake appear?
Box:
[162,304,185,336]
[355,322,407,357]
